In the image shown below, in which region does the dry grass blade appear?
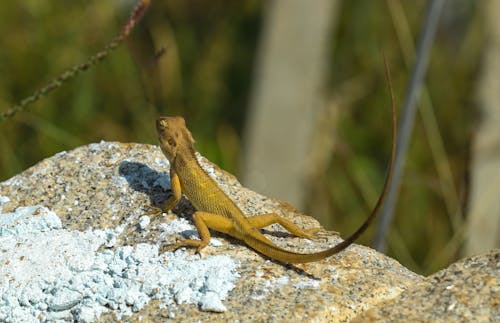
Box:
[0,0,151,122]
[374,0,446,252]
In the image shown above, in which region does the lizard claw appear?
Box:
[303,228,339,241]
[146,206,164,217]
[196,245,207,256]
[160,242,180,254]
[161,239,208,256]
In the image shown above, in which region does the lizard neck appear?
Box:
[172,145,197,170]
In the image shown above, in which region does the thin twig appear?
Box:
[0,0,151,122]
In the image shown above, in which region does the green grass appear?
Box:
[0,1,483,275]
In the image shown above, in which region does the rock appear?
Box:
[0,141,466,322]
[353,249,499,322]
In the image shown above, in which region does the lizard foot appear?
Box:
[161,239,208,255]
[145,206,164,217]
[303,228,339,241]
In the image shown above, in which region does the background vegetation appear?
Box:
[0,1,486,275]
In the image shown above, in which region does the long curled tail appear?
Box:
[245,57,397,264]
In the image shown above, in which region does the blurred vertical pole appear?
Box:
[466,0,500,255]
[374,0,446,252]
[242,0,339,207]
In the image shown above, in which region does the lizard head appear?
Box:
[156,116,195,161]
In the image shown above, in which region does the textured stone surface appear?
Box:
[0,141,424,321]
[353,249,500,322]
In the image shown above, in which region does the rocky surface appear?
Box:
[0,142,495,322]
[353,249,499,322]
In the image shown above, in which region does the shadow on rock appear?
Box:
[118,161,170,209]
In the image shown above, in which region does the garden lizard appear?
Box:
[156,69,396,264]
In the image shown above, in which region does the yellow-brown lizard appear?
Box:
[156,68,396,264]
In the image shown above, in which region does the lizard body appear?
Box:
[156,66,396,264]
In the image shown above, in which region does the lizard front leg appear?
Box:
[171,211,236,254]
[246,213,338,239]
[163,169,182,211]
[150,169,181,217]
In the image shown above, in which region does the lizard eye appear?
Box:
[167,138,176,147]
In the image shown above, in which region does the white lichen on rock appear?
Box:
[0,202,239,322]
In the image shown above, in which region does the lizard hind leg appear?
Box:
[246,213,338,240]
[168,211,236,254]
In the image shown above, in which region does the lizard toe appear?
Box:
[145,205,164,217]
[303,228,339,241]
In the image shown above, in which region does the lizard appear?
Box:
[155,66,396,264]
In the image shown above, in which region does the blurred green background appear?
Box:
[0,1,487,275]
